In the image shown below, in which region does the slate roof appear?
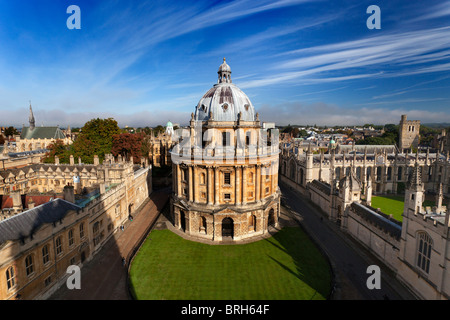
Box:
[0,198,81,244]
[20,126,66,140]
[351,202,402,239]
[309,180,331,195]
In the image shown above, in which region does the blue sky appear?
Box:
[0,0,449,127]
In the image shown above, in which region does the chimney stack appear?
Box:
[63,185,75,203]
[11,191,23,211]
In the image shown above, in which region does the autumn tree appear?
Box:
[111,132,144,164]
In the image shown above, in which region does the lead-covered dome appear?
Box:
[194,58,256,122]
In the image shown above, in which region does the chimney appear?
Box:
[28,199,35,209]
[93,155,99,166]
[70,155,74,165]
[11,192,22,210]
[63,185,75,203]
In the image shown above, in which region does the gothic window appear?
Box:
[387,167,392,181]
[25,255,34,276]
[417,232,432,274]
[398,166,403,181]
[6,266,15,290]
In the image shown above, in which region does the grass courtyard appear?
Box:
[371,195,436,222]
[129,227,332,300]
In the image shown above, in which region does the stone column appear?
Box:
[242,166,247,205]
[256,165,261,202]
[236,166,241,205]
[214,167,220,205]
[188,165,193,202]
[193,166,197,203]
[207,166,213,205]
[260,164,265,200]
[176,165,182,197]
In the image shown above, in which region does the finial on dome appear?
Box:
[218,58,231,84]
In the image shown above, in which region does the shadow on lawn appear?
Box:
[263,228,332,300]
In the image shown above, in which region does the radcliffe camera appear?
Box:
[0,0,449,312]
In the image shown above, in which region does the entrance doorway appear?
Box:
[222,217,234,238]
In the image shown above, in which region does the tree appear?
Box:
[0,135,5,145]
[43,140,70,163]
[153,125,165,136]
[111,132,144,164]
[72,118,120,163]
[4,126,18,137]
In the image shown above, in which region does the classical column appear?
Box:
[214,167,220,205]
[235,166,241,205]
[256,165,261,202]
[188,166,194,202]
[207,166,213,205]
[176,165,182,197]
[242,166,247,205]
[259,165,267,200]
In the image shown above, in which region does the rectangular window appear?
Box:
[224,193,231,200]
[44,276,52,287]
[42,245,50,265]
[224,172,231,185]
[68,229,74,247]
[56,237,63,255]
[80,223,85,239]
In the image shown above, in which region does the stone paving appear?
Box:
[48,189,170,300]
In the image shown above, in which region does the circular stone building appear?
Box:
[170,59,281,242]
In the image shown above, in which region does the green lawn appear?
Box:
[371,195,435,222]
[129,227,332,300]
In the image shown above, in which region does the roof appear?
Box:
[194,60,256,122]
[351,202,402,239]
[20,126,66,140]
[0,198,81,244]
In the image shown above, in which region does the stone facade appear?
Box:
[0,157,151,300]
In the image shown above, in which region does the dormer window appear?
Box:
[222,103,228,111]
[244,104,249,111]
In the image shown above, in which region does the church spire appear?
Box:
[29,101,35,131]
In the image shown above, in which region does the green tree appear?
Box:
[72,118,120,163]
[4,126,18,137]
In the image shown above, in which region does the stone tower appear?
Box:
[399,114,420,152]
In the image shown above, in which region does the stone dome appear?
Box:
[194,59,256,122]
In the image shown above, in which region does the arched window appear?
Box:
[200,173,206,185]
[248,214,256,232]
[25,255,34,276]
[6,266,16,290]
[417,232,432,274]
[199,216,207,234]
